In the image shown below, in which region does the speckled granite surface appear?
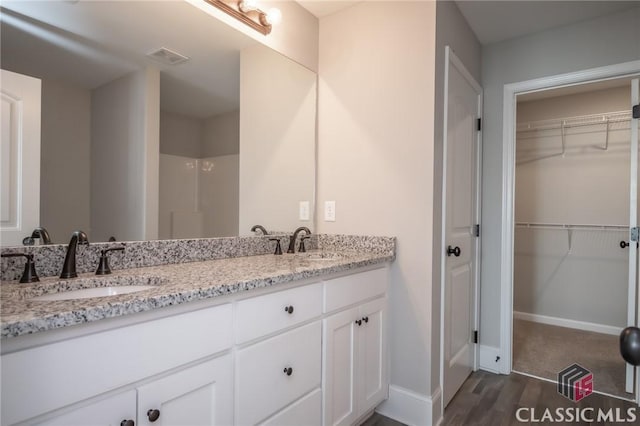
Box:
[1,235,395,339]
[0,234,312,282]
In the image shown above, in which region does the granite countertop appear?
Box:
[1,250,393,339]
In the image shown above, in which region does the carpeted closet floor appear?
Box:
[512,319,630,400]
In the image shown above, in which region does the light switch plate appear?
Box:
[324,201,336,222]
[299,201,310,221]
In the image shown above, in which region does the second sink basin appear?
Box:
[30,285,156,301]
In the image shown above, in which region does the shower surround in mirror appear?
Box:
[0,1,316,246]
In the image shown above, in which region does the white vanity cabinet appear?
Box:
[34,355,233,426]
[322,268,388,426]
[1,265,389,426]
[1,304,233,426]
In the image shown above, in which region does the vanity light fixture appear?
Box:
[203,0,281,35]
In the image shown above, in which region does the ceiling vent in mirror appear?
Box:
[147,47,190,66]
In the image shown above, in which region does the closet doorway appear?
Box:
[512,77,639,401]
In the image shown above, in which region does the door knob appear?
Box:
[120,420,134,426]
[447,245,461,257]
[283,367,293,376]
[284,305,294,314]
[147,409,160,422]
[621,240,630,248]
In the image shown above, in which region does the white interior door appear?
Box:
[442,47,482,407]
[0,69,41,246]
[630,77,640,398]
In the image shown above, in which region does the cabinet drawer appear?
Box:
[260,388,322,426]
[1,304,232,426]
[235,282,322,344]
[34,390,136,426]
[236,321,321,425]
[323,268,387,313]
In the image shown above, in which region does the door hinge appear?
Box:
[474,224,480,237]
[631,227,640,242]
[476,118,482,131]
[633,104,639,119]
[473,330,478,344]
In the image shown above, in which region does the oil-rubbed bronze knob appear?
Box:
[362,317,369,323]
[120,420,134,426]
[355,319,362,326]
[447,245,461,257]
[283,367,293,376]
[284,305,294,314]
[147,409,160,422]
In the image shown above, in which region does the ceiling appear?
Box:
[455,0,638,45]
[0,1,257,118]
[296,0,361,18]
[295,1,637,46]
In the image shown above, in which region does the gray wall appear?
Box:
[480,6,640,349]
[203,110,239,157]
[160,110,203,158]
[432,0,481,397]
[40,79,91,243]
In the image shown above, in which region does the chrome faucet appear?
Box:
[60,231,89,278]
[287,227,311,253]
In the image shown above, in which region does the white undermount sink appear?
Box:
[26,275,164,302]
[29,285,156,301]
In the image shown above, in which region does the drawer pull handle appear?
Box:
[121,420,135,426]
[283,367,293,376]
[147,409,160,422]
[355,319,362,326]
[362,316,369,323]
[284,305,294,314]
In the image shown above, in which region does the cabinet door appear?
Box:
[34,390,136,426]
[322,307,358,426]
[137,354,232,426]
[357,298,387,416]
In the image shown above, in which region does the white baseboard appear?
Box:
[514,311,622,336]
[479,344,503,374]
[376,385,442,426]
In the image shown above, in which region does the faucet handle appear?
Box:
[299,236,311,253]
[269,238,283,255]
[1,253,39,283]
[95,246,125,275]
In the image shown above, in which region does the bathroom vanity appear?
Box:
[0,237,394,426]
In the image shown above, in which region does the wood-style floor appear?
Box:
[366,371,637,426]
[443,371,636,425]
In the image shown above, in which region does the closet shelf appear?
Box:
[516,110,632,133]
[515,222,628,231]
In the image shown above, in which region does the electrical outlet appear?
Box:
[324,201,336,222]
[299,201,310,221]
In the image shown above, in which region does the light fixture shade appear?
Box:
[204,0,277,35]
[265,8,282,26]
[238,0,258,12]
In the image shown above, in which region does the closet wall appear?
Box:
[514,85,631,333]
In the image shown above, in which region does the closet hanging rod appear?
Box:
[517,110,632,133]
[515,222,628,231]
